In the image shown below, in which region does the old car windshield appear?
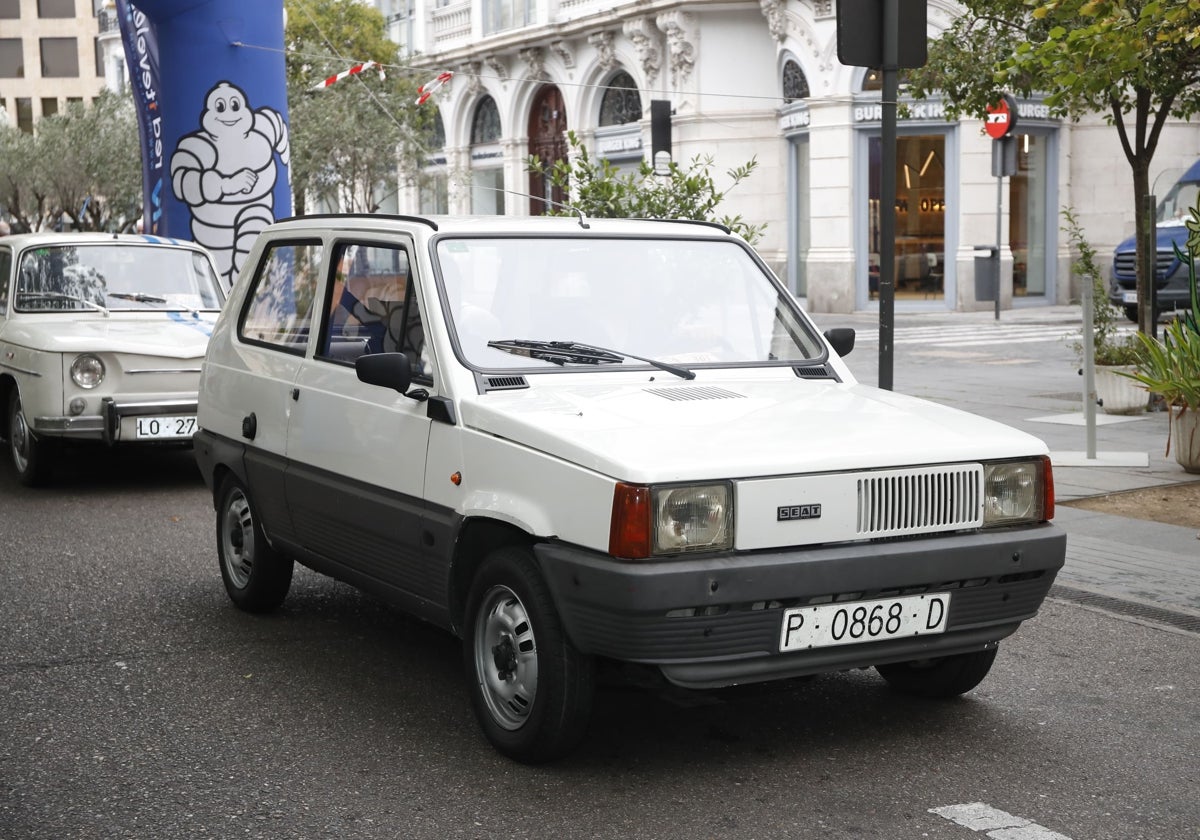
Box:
[437,236,824,370]
[15,244,222,313]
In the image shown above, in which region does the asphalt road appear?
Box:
[1,446,1198,840]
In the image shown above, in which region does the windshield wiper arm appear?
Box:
[487,339,695,380]
[18,291,109,317]
[108,292,169,304]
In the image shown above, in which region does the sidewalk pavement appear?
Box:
[813,303,1200,623]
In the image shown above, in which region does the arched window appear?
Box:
[861,68,882,92]
[598,70,642,127]
[782,60,809,103]
[471,96,501,144]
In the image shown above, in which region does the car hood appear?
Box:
[458,373,1048,483]
[3,312,218,357]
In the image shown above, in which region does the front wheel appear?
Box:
[216,476,293,613]
[7,389,54,486]
[1123,305,1139,323]
[463,546,595,763]
[875,647,998,699]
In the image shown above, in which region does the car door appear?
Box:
[221,237,324,544]
[283,237,443,615]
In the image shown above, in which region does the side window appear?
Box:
[239,240,323,354]
[317,242,430,381]
[0,248,11,315]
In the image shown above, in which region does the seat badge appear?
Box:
[778,503,822,521]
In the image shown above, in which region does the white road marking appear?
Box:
[931,803,1073,839]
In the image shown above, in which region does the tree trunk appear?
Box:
[1132,156,1153,335]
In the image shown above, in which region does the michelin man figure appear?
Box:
[170,81,290,287]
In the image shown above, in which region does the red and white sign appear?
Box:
[984,94,1018,139]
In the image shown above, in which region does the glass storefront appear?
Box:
[868,134,946,302]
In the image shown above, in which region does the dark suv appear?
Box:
[1110,159,1200,321]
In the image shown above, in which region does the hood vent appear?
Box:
[646,386,746,402]
[478,374,530,392]
[793,364,840,381]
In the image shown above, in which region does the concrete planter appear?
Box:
[1171,406,1200,474]
[1095,365,1147,415]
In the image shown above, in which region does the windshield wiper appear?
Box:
[487,339,695,380]
[18,291,109,317]
[108,292,169,304]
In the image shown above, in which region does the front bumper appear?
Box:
[34,397,198,445]
[534,523,1065,689]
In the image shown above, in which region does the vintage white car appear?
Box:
[194,215,1066,763]
[0,232,224,485]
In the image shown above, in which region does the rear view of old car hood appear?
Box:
[459,375,1046,483]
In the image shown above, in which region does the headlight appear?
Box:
[983,457,1052,526]
[70,354,105,389]
[609,481,734,559]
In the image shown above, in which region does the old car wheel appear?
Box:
[875,647,998,699]
[7,390,54,487]
[463,546,595,763]
[216,476,293,613]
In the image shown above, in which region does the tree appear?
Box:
[526,131,765,244]
[905,0,1200,334]
[285,0,434,215]
[0,91,141,232]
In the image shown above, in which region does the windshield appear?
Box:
[436,236,824,371]
[15,243,223,312]
[1158,179,1200,224]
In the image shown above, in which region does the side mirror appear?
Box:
[356,352,413,394]
[824,328,856,358]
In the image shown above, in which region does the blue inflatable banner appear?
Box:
[116,0,291,287]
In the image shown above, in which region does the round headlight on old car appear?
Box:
[652,483,733,554]
[70,354,105,389]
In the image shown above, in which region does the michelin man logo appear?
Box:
[170,81,290,286]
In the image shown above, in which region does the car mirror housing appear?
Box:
[355,352,413,394]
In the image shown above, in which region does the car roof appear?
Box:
[265,213,735,239]
[0,231,207,250]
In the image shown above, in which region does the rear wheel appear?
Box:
[216,476,293,612]
[463,546,595,763]
[7,389,54,487]
[875,647,998,699]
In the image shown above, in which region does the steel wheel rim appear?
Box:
[220,489,255,589]
[10,397,30,474]
[474,584,539,731]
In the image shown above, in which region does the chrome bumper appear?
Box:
[34,398,198,445]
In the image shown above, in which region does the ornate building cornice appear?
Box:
[588,31,617,73]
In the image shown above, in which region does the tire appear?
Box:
[216,475,293,613]
[875,647,998,699]
[463,546,595,763]
[1123,305,1139,323]
[7,389,54,487]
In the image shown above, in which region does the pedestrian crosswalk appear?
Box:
[849,321,1135,349]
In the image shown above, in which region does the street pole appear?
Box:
[878,0,898,391]
[1082,268,1096,459]
[995,166,1003,321]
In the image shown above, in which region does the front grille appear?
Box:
[856,465,983,537]
[1113,250,1178,281]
